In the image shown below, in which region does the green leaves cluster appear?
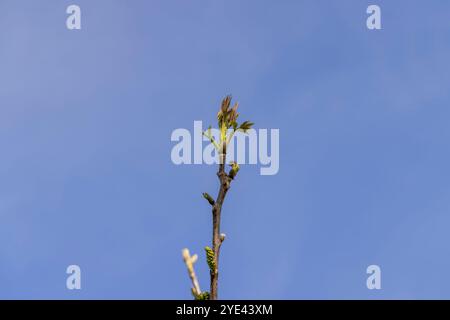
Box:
[191,289,210,300]
[196,291,210,300]
[217,95,239,132]
[203,95,254,153]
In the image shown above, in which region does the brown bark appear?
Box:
[210,144,231,300]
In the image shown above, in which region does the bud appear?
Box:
[204,246,216,272]
[228,162,240,180]
[202,192,215,206]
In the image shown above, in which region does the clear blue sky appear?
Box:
[1,0,450,299]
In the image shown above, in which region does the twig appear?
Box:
[182,248,201,297]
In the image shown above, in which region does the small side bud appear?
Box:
[228,162,240,180]
[220,233,226,242]
[202,192,215,206]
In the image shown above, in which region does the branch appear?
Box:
[181,95,251,300]
[210,144,232,300]
[208,96,249,300]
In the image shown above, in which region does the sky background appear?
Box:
[1,0,450,299]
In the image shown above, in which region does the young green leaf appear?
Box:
[204,246,216,272]
[238,121,254,133]
[196,291,210,300]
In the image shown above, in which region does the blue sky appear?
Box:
[1,0,450,299]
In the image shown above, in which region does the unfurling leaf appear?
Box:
[202,193,215,206]
[204,246,216,272]
[229,102,239,123]
[221,95,232,113]
[238,121,254,133]
[217,96,243,132]
[217,111,224,128]
[202,126,213,140]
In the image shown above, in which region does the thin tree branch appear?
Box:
[181,95,252,300]
[210,144,231,300]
